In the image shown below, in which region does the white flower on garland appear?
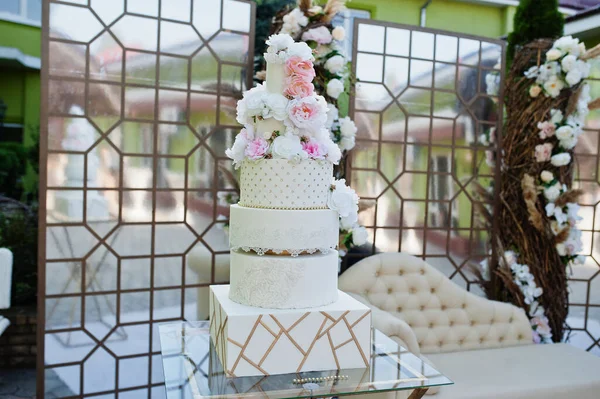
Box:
[540,170,554,183]
[332,26,346,41]
[326,103,339,128]
[327,78,344,99]
[543,182,563,202]
[350,225,368,246]
[281,9,308,36]
[338,121,354,138]
[525,35,590,98]
[550,152,571,167]
[325,55,346,74]
[502,251,552,344]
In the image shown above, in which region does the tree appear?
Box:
[507,0,564,63]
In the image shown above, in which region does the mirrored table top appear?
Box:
[159,321,452,399]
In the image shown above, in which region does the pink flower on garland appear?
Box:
[284,76,315,98]
[534,143,553,163]
[244,137,269,160]
[285,56,315,82]
[537,121,556,139]
[301,26,333,44]
[302,138,326,159]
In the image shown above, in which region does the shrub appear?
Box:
[507,0,564,64]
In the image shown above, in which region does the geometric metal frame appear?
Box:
[346,19,505,294]
[38,0,256,396]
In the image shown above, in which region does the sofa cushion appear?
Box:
[427,343,600,399]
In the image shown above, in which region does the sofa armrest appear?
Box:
[345,293,421,356]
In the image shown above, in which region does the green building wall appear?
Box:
[349,0,516,39]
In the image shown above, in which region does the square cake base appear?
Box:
[209,285,371,377]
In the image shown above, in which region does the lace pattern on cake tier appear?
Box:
[229,258,306,308]
[231,246,334,257]
[229,225,338,257]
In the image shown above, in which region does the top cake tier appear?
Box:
[239,158,332,209]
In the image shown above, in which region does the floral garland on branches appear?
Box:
[479,36,600,344]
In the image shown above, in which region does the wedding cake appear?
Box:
[209,34,371,377]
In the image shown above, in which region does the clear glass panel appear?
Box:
[159,322,452,399]
[357,23,384,53]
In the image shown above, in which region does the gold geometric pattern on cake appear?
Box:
[210,290,371,377]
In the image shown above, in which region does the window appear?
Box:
[0,0,41,24]
[332,8,371,60]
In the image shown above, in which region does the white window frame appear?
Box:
[0,0,41,28]
[332,8,371,60]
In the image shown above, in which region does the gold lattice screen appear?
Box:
[39,0,255,396]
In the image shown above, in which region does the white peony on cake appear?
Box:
[209,34,371,377]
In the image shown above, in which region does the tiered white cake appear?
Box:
[209,34,371,377]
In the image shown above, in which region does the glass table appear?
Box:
[159,321,452,399]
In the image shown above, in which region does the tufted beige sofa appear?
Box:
[339,252,600,399]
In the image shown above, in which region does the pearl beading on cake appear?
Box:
[239,159,332,210]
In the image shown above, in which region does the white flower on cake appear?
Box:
[266,33,295,52]
[328,178,359,220]
[324,138,342,164]
[287,42,314,61]
[226,126,253,167]
[332,26,345,41]
[271,134,305,160]
[327,78,344,99]
[286,95,328,134]
[264,34,314,64]
[236,84,289,125]
[325,55,345,74]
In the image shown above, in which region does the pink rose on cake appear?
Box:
[244,137,269,160]
[284,76,315,98]
[286,95,328,134]
[285,56,315,82]
[302,26,333,44]
[301,137,326,159]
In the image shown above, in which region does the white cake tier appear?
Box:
[266,61,285,95]
[239,159,332,210]
[210,285,372,377]
[229,204,339,256]
[229,250,339,309]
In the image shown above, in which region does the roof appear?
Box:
[565,3,600,21]
[559,0,600,10]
